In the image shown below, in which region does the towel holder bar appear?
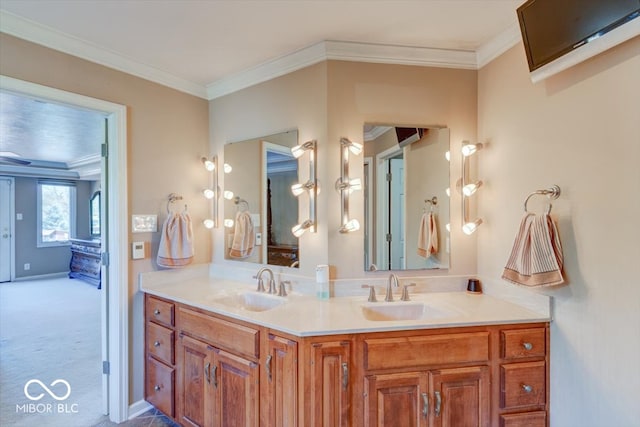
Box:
[424,196,438,212]
[524,185,561,214]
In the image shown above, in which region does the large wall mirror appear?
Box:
[223,130,300,268]
[363,125,450,271]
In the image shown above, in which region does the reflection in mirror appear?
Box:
[224,130,300,268]
[363,125,450,271]
[90,191,100,238]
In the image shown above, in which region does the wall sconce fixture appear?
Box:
[461,141,483,235]
[290,140,317,237]
[202,155,219,228]
[337,137,362,233]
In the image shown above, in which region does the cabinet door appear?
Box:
[263,334,298,426]
[176,334,214,427]
[213,348,259,427]
[429,366,490,427]
[364,372,429,427]
[309,340,351,427]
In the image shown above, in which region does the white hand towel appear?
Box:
[157,212,194,268]
[502,213,564,287]
[229,211,255,259]
[417,212,438,258]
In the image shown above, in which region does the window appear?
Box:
[37,180,76,247]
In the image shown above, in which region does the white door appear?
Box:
[0,177,14,282]
[389,158,405,269]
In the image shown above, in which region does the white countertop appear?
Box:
[140,274,550,337]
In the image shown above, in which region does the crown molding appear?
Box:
[476,23,521,68]
[206,41,328,99]
[0,10,208,99]
[2,9,520,101]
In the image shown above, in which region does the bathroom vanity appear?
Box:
[142,276,549,427]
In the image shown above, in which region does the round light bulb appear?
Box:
[223,190,234,200]
[203,189,215,199]
[203,219,214,229]
[224,219,234,228]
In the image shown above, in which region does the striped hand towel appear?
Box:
[157,212,194,268]
[502,213,564,287]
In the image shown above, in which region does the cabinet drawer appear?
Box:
[146,296,175,328]
[146,321,175,365]
[364,332,489,370]
[500,411,546,427]
[146,356,174,418]
[177,306,259,360]
[501,328,545,359]
[501,361,546,409]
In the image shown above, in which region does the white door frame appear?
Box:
[0,75,129,423]
[0,176,15,282]
[375,145,403,270]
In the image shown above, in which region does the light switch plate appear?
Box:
[132,215,157,233]
[255,232,262,246]
[132,242,145,259]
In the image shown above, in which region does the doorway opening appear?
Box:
[0,75,129,423]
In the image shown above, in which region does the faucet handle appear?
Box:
[278,281,290,297]
[361,285,377,302]
[268,278,277,294]
[401,283,416,301]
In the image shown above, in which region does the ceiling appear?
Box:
[0,0,524,99]
[0,0,524,170]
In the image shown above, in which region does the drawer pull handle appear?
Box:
[205,362,211,384]
[421,392,429,417]
[266,355,272,383]
[153,341,160,347]
[212,365,218,388]
[154,385,161,391]
[342,362,348,390]
[154,309,160,315]
[522,342,533,351]
[522,384,533,393]
[434,391,441,417]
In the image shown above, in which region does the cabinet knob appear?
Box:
[522,384,533,393]
[421,392,429,417]
[154,341,160,347]
[522,342,533,351]
[154,385,161,391]
[154,309,160,315]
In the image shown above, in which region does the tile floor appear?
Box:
[93,408,178,427]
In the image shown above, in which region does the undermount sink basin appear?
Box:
[360,301,456,321]
[214,291,286,312]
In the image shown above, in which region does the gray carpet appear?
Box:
[0,276,104,427]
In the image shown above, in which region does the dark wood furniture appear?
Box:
[68,238,101,288]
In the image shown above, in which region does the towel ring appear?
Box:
[167,193,185,214]
[424,196,438,212]
[234,196,250,212]
[524,185,561,214]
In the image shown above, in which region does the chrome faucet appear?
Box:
[254,267,276,294]
[385,273,400,302]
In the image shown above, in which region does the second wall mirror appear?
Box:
[363,124,450,271]
[224,130,300,268]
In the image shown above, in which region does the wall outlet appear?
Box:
[24,263,30,271]
[132,242,145,260]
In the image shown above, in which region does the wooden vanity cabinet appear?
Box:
[144,296,549,427]
[144,295,176,418]
[175,306,260,427]
[362,329,491,427]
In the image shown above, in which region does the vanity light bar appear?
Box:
[291,140,317,237]
[203,155,219,228]
[338,137,362,233]
[461,141,483,234]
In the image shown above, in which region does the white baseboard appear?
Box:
[128,399,153,420]
[13,271,68,281]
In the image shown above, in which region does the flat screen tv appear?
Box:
[517,0,640,72]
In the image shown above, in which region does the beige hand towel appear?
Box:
[229,211,255,259]
[417,212,438,258]
[502,213,564,287]
[157,212,194,268]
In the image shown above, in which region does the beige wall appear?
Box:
[211,60,478,280]
[0,34,211,403]
[477,36,640,425]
